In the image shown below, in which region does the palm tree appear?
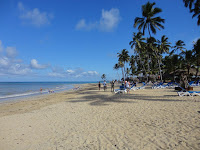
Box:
[113,63,120,81]
[170,40,186,55]
[129,32,145,50]
[183,0,200,25]
[129,55,137,75]
[117,49,130,80]
[193,38,200,78]
[129,32,147,78]
[156,35,171,81]
[125,68,131,79]
[134,1,165,37]
[180,50,194,79]
[163,55,181,82]
[101,74,106,80]
[118,61,125,81]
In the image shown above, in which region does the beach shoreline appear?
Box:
[0,83,90,117]
[0,83,200,149]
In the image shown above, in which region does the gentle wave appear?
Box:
[0,86,73,100]
[0,91,43,99]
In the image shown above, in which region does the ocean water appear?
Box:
[0,82,94,102]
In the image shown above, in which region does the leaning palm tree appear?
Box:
[134,1,165,37]
[117,49,130,81]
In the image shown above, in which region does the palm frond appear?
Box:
[152,7,162,15]
[150,23,156,34]
[134,17,144,27]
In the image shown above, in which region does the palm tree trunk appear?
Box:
[195,66,199,80]
[121,68,124,81]
[124,65,126,81]
[155,53,163,82]
[148,25,151,37]
[140,55,148,82]
[116,71,120,81]
[173,69,176,82]
[187,66,190,80]
[158,59,162,82]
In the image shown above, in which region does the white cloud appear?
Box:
[6,47,17,58]
[0,40,3,53]
[48,72,66,78]
[66,69,75,74]
[87,71,98,75]
[0,56,32,76]
[0,40,51,77]
[0,41,32,76]
[76,8,120,32]
[48,67,99,78]
[0,57,10,68]
[76,19,97,31]
[30,59,49,69]
[18,2,54,27]
[100,8,120,31]
[76,19,86,29]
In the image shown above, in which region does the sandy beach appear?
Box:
[0,83,200,150]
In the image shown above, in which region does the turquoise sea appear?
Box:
[0,82,95,102]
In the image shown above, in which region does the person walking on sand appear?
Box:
[98,81,101,90]
[103,80,107,91]
[111,80,115,92]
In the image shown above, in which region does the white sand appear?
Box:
[0,84,200,149]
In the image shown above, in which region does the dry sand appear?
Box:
[0,83,200,150]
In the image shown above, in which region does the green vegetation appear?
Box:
[183,0,200,25]
[114,1,200,83]
[101,74,106,80]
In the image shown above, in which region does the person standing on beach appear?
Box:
[98,81,101,90]
[111,80,115,92]
[125,81,130,94]
[40,88,42,93]
[103,80,107,91]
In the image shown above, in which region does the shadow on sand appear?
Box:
[66,86,188,106]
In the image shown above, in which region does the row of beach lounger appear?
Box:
[152,80,200,89]
[113,81,200,96]
[152,81,200,97]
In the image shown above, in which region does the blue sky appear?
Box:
[0,0,199,81]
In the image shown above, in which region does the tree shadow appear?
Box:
[66,90,191,106]
[67,93,136,106]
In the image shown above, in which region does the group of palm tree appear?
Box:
[114,1,200,83]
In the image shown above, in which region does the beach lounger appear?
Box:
[152,82,163,89]
[130,84,137,91]
[136,82,146,90]
[114,85,127,94]
[188,91,200,96]
[161,82,173,88]
[177,85,200,97]
[114,88,127,94]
